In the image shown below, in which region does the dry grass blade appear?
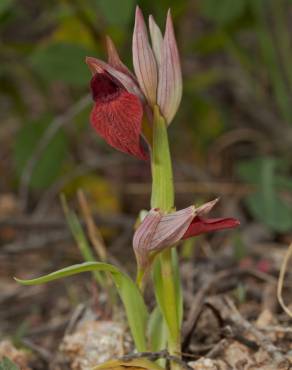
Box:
[277,243,292,317]
[77,189,107,261]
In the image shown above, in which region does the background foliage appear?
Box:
[1,2,292,366]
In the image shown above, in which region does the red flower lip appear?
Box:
[182,215,240,239]
[86,55,149,160]
[90,72,122,103]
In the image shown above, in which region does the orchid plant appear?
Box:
[16,7,239,370]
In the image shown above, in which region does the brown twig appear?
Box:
[22,338,52,362]
[77,189,107,261]
[182,266,277,349]
[182,271,228,348]
[205,339,229,359]
[206,296,287,364]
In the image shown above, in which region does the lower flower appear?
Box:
[133,199,240,271]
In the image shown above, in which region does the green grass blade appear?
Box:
[60,194,104,285]
[0,357,20,370]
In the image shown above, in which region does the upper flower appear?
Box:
[86,7,182,160]
[133,199,240,271]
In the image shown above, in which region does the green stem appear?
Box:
[159,249,180,342]
[136,267,145,292]
[151,105,181,369]
[151,106,174,211]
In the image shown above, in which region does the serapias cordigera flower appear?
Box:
[133,199,240,271]
[86,7,182,159]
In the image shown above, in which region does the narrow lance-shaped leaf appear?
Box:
[147,306,167,353]
[15,262,149,352]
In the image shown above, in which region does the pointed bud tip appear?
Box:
[135,6,144,21]
[134,6,148,36]
[85,57,103,74]
[165,9,175,39]
[105,35,112,47]
[210,198,220,207]
[166,9,173,24]
[148,14,160,34]
[190,205,196,216]
[196,198,220,215]
[149,14,154,23]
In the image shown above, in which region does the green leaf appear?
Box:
[250,0,292,122]
[14,118,68,189]
[245,192,292,232]
[237,157,292,232]
[95,0,135,26]
[201,0,247,24]
[0,357,20,370]
[152,253,182,343]
[236,157,270,184]
[15,262,148,352]
[172,249,183,326]
[30,43,91,87]
[147,306,167,353]
[0,0,13,16]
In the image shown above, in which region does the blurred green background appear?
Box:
[1,0,292,234]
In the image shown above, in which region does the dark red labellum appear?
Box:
[89,72,148,160]
[90,72,122,103]
[183,216,240,239]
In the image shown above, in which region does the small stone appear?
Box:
[188,357,228,370]
[57,320,132,370]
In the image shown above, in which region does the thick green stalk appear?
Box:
[151,105,181,368]
[151,107,174,210]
